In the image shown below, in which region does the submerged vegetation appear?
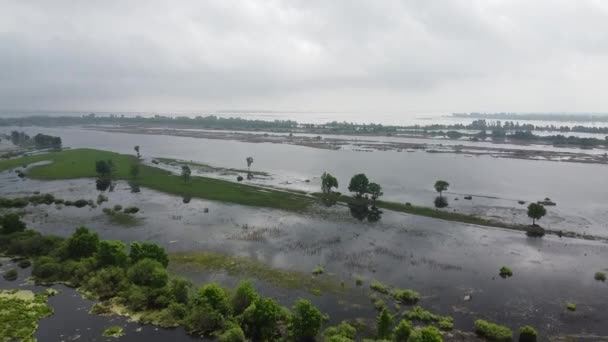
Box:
[474,319,513,342]
[0,289,55,341]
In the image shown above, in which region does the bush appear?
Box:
[3,268,18,281]
[86,266,128,299]
[519,325,537,342]
[32,256,62,282]
[289,299,325,340]
[18,259,31,268]
[193,283,231,316]
[113,205,123,211]
[123,206,140,214]
[129,242,169,267]
[392,289,419,305]
[567,303,576,311]
[72,199,89,208]
[474,319,513,342]
[376,309,393,340]
[97,240,128,267]
[370,280,390,294]
[434,196,448,208]
[393,320,412,341]
[323,322,356,341]
[231,280,259,315]
[128,258,168,288]
[67,227,99,259]
[0,213,26,234]
[594,272,606,282]
[240,297,282,341]
[219,324,246,342]
[408,326,443,342]
[237,176,244,182]
[499,266,513,278]
[169,277,192,304]
[312,265,324,275]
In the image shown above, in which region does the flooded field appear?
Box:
[1,169,607,339]
[3,126,608,236]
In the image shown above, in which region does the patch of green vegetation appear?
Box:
[0,289,54,341]
[102,207,142,226]
[312,265,324,275]
[519,325,538,342]
[567,303,576,311]
[169,251,345,295]
[3,268,18,281]
[102,325,125,338]
[474,319,513,342]
[354,275,364,286]
[499,266,513,278]
[369,280,390,294]
[594,271,606,282]
[373,299,386,311]
[0,149,313,212]
[402,306,453,331]
[156,157,270,176]
[391,289,419,305]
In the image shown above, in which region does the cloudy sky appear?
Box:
[1,0,608,114]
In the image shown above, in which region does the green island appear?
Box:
[0,289,56,341]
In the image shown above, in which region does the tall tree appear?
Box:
[376,308,394,340]
[527,203,547,226]
[321,172,338,194]
[134,145,141,159]
[367,182,383,206]
[181,165,191,183]
[348,174,369,198]
[246,156,254,171]
[434,180,449,198]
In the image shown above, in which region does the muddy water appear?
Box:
[1,170,607,339]
[2,126,608,236]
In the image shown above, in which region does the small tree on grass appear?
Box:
[95,160,114,178]
[181,165,191,183]
[134,145,141,159]
[321,172,339,194]
[348,174,369,198]
[376,308,393,340]
[434,180,449,199]
[527,203,546,226]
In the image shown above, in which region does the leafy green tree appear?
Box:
[86,266,128,299]
[66,226,99,259]
[240,297,282,341]
[407,326,443,342]
[377,308,394,340]
[246,157,254,171]
[367,182,383,205]
[289,299,325,340]
[231,280,259,315]
[219,323,246,342]
[170,277,192,304]
[527,203,546,226]
[393,320,412,341]
[182,165,191,183]
[323,322,357,341]
[0,213,26,234]
[348,173,369,198]
[193,283,231,316]
[130,164,139,179]
[129,242,169,267]
[434,180,449,199]
[97,240,128,267]
[95,160,114,177]
[321,172,339,194]
[128,258,169,288]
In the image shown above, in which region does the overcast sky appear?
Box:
[1,0,608,114]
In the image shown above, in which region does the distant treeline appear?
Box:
[5,131,62,149]
[452,112,608,123]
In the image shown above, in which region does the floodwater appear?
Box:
[2,126,608,236]
[1,170,607,339]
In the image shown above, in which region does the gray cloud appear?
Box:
[1,0,608,113]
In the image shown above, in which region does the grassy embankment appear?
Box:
[0,149,312,212]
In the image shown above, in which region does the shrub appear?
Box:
[355,275,364,286]
[474,319,513,342]
[312,265,324,275]
[18,259,31,268]
[128,259,168,288]
[3,268,18,281]
[231,280,259,315]
[323,322,356,341]
[113,205,123,211]
[370,280,390,294]
[193,283,231,316]
[392,289,419,305]
[289,299,325,340]
[97,240,128,267]
[240,297,282,341]
[32,256,62,282]
[393,320,412,341]
[170,277,192,304]
[0,213,26,234]
[237,176,244,182]
[402,306,439,323]
[438,317,454,331]
[102,326,124,338]
[376,309,394,340]
[86,266,128,299]
[67,227,99,259]
[408,326,443,342]
[72,199,89,208]
[519,325,537,342]
[374,299,387,311]
[499,266,513,278]
[219,324,246,342]
[594,272,606,282]
[567,303,576,311]
[129,242,169,267]
[123,206,140,214]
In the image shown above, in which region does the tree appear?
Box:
[129,242,169,267]
[97,240,128,267]
[0,213,26,234]
[393,320,413,341]
[128,258,169,288]
[289,299,325,340]
[321,172,339,194]
[377,308,394,340]
[193,283,231,316]
[240,297,282,341]
[348,174,369,198]
[407,326,442,342]
[527,203,546,226]
[367,182,383,205]
[86,266,128,299]
[170,277,192,304]
[246,157,254,171]
[181,165,191,183]
[434,180,449,198]
[231,280,259,315]
[130,164,139,179]
[95,160,114,177]
[67,226,99,259]
[134,145,141,159]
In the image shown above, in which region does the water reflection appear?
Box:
[348,200,383,222]
[95,177,111,191]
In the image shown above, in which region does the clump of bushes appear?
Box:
[102,326,125,338]
[312,265,324,275]
[402,306,453,330]
[237,176,244,182]
[408,325,443,342]
[391,288,419,305]
[474,319,513,342]
[594,271,606,282]
[369,280,390,294]
[123,206,140,214]
[3,268,18,281]
[113,205,123,211]
[567,303,576,311]
[519,325,538,342]
[323,322,356,341]
[499,266,513,278]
